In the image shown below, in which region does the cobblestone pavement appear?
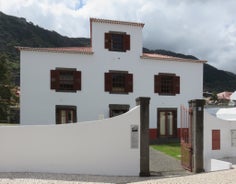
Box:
[133,166,236,184]
[0,168,236,184]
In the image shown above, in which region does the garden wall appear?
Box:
[204,111,236,171]
[0,106,140,176]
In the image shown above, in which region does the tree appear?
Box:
[0,54,14,122]
[210,92,218,104]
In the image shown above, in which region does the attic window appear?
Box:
[104,32,130,52]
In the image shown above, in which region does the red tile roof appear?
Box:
[17,17,206,64]
[17,47,207,63]
[217,91,233,100]
[141,53,207,63]
[90,18,145,28]
[16,47,93,55]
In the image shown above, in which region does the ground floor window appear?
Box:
[56,105,77,124]
[157,108,177,138]
[109,104,130,117]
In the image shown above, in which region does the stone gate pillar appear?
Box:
[189,99,205,173]
[136,97,150,177]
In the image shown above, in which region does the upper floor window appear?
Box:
[154,73,180,96]
[51,68,81,92]
[105,32,130,52]
[105,71,133,94]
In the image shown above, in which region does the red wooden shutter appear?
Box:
[125,73,133,92]
[175,76,180,94]
[105,72,112,92]
[105,33,111,50]
[50,70,59,90]
[123,34,130,51]
[154,75,161,93]
[74,71,81,90]
[212,130,220,150]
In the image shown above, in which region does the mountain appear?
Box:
[0,11,90,62]
[1,11,236,92]
[0,11,90,85]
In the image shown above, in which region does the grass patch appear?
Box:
[151,143,181,160]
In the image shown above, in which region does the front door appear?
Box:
[158,108,177,138]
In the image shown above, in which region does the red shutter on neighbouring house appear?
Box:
[212,130,220,150]
[154,75,161,93]
[175,76,180,94]
[105,72,112,92]
[105,33,111,50]
[123,34,130,51]
[125,73,133,92]
[50,70,59,90]
[74,71,81,90]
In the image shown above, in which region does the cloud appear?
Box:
[0,0,236,73]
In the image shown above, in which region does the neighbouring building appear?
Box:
[19,18,206,142]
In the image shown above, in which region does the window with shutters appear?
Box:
[154,73,180,96]
[50,68,81,92]
[105,71,133,94]
[104,32,130,52]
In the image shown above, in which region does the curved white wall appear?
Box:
[0,106,140,176]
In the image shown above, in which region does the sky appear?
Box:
[0,0,236,73]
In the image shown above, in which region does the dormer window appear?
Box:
[105,32,130,52]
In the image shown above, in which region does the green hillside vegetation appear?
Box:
[1,11,236,92]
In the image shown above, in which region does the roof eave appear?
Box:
[90,17,145,28]
[140,55,207,64]
[16,46,94,55]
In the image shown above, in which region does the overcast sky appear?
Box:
[1,0,236,73]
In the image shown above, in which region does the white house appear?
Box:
[19,18,206,141]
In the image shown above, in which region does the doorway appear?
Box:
[157,108,177,138]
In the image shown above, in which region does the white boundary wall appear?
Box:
[204,111,236,171]
[0,106,140,176]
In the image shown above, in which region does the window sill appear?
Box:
[54,89,78,93]
[157,93,177,96]
[109,91,129,95]
[108,49,126,52]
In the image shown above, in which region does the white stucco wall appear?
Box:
[0,106,140,176]
[20,20,203,128]
[204,111,236,171]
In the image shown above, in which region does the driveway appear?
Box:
[150,147,191,177]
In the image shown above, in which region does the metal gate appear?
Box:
[180,105,193,171]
